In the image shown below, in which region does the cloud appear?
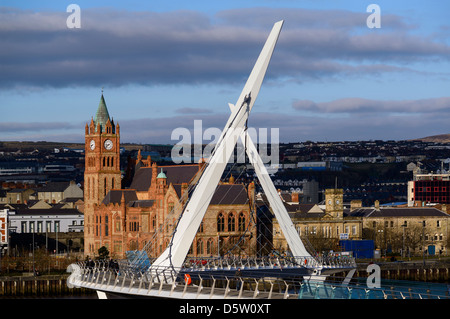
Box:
[292,97,450,114]
[0,121,77,132]
[3,103,450,144]
[176,107,214,114]
[1,6,449,90]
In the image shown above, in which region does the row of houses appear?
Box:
[0,180,83,205]
[0,181,85,254]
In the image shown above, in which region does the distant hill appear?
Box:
[0,141,84,152]
[413,134,450,143]
[0,141,173,152]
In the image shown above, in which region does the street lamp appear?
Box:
[420,220,425,268]
[401,221,407,259]
[377,229,384,258]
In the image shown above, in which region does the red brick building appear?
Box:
[84,94,256,259]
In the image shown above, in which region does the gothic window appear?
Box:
[111,157,114,167]
[206,238,214,255]
[238,212,246,232]
[151,215,156,231]
[196,239,204,255]
[168,201,174,213]
[129,221,139,232]
[87,178,90,200]
[228,212,235,232]
[130,240,137,251]
[217,213,225,232]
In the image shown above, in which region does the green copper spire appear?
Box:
[157,168,167,179]
[94,90,110,132]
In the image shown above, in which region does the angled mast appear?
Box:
[151,21,284,272]
[228,103,311,258]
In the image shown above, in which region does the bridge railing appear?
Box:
[68,261,448,299]
[182,255,356,271]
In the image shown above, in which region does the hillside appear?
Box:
[413,134,450,143]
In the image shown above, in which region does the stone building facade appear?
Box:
[273,188,450,257]
[353,205,449,257]
[272,188,362,255]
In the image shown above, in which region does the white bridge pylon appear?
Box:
[150,20,311,275]
[228,102,311,258]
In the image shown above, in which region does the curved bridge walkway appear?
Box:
[66,258,449,299]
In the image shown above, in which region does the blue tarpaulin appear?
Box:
[339,240,374,259]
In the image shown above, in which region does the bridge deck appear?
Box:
[67,262,449,299]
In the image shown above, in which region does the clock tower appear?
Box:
[84,92,121,255]
[325,188,344,219]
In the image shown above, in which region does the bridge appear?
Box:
[66,259,449,299]
[67,20,358,299]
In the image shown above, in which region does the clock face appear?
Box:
[90,140,95,150]
[104,139,113,150]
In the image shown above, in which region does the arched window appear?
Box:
[238,212,246,232]
[196,239,204,255]
[130,240,137,251]
[151,215,156,230]
[228,212,235,232]
[207,238,214,255]
[168,201,174,213]
[217,213,225,232]
[87,177,91,200]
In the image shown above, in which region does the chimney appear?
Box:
[291,192,299,203]
[181,183,188,203]
[248,182,255,201]
[374,200,380,210]
[350,200,362,211]
[151,162,157,184]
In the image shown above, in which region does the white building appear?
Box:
[7,208,84,234]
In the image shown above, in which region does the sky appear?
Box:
[1,0,450,144]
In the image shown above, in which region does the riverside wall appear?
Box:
[0,275,94,297]
[355,261,450,282]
